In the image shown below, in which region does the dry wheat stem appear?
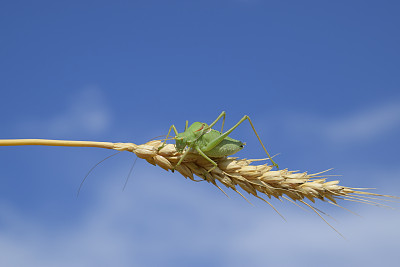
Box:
[1,138,398,233]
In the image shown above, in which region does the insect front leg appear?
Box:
[208,111,226,133]
[173,146,192,171]
[159,124,179,150]
[203,115,279,169]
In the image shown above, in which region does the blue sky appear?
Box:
[1,1,400,266]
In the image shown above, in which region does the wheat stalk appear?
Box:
[1,138,397,235]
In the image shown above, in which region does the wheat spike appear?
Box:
[0,138,398,221]
[130,140,399,207]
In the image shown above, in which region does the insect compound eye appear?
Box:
[195,124,205,132]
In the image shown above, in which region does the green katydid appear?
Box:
[161,111,279,172]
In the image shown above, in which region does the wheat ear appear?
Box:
[1,138,398,225]
[131,140,398,205]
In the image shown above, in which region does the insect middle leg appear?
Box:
[203,115,279,169]
[195,146,218,172]
[173,146,218,172]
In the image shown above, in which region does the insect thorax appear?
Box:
[174,122,208,152]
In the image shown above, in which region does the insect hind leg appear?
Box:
[241,115,279,169]
[204,115,279,169]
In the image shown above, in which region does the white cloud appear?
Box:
[16,86,111,136]
[324,101,400,143]
[284,100,400,145]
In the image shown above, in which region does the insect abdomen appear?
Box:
[204,136,245,157]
